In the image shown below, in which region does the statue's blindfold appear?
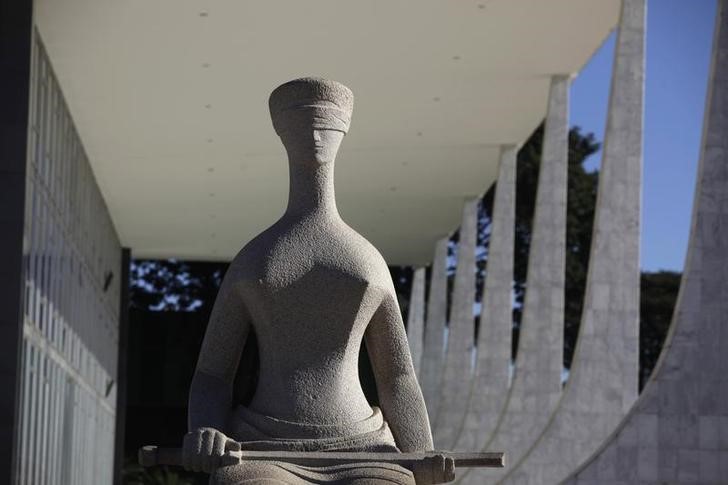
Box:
[272,102,351,134]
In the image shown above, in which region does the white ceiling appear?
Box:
[34,0,619,265]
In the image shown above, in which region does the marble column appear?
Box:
[420,238,450,420]
[406,267,426,378]
[566,1,728,482]
[455,145,517,453]
[433,199,479,448]
[503,1,644,483]
[460,75,570,485]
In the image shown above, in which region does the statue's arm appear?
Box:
[365,291,434,452]
[185,271,250,472]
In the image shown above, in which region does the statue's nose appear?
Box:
[313,130,323,142]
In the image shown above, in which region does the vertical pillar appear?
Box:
[406,267,426,378]
[420,238,449,420]
[433,198,479,448]
[113,248,130,485]
[0,0,33,481]
[457,145,516,452]
[566,1,728,482]
[462,75,570,484]
[504,1,645,483]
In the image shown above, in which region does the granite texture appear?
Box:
[433,199,479,449]
[407,267,427,378]
[183,78,433,484]
[502,1,644,483]
[421,238,450,421]
[459,76,570,485]
[565,1,728,482]
[454,146,516,454]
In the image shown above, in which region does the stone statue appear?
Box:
[183,78,434,484]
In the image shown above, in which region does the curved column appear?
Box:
[420,238,450,420]
[433,199,479,448]
[460,75,570,484]
[503,1,645,483]
[566,2,728,482]
[407,267,426,378]
[455,145,517,453]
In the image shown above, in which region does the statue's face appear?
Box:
[276,108,346,164]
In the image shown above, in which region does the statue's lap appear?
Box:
[213,406,415,484]
[210,460,415,485]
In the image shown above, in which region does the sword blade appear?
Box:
[139,445,505,469]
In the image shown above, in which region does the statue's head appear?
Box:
[269,78,354,164]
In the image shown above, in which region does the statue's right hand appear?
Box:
[412,454,456,484]
[182,427,241,473]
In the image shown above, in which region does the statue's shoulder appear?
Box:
[338,222,391,278]
[228,223,285,279]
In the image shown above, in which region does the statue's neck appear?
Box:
[285,158,339,218]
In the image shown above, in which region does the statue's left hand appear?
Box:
[182,427,241,473]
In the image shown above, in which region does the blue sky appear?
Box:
[569,0,716,272]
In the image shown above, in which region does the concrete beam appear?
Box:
[407,267,426,378]
[566,1,728,482]
[502,1,645,483]
[460,75,570,484]
[113,248,131,485]
[456,145,517,453]
[433,199,479,448]
[420,238,450,420]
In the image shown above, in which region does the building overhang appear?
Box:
[34,0,619,265]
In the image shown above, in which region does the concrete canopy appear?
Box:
[34,0,619,265]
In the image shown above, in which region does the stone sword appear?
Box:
[139,445,504,483]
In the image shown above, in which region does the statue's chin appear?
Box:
[314,156,335,165]
[287,150,335,166]
[312,148,336,164]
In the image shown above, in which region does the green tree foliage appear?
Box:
[123,459,197,485]
[640,270,681,387]
[130,260,228,312]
